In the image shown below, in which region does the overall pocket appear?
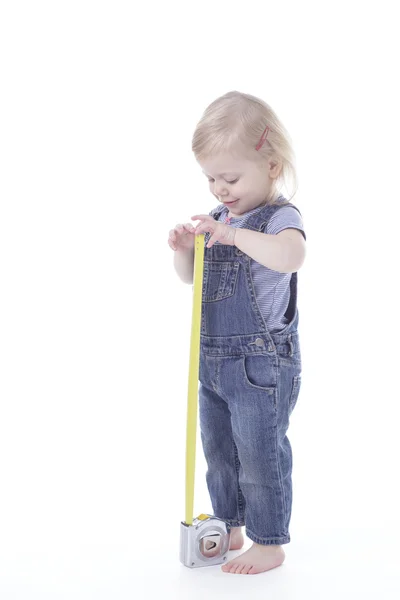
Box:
[202,261,239,302]
[241,354,278,413]
[242,354,277,390]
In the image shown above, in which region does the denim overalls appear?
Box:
[199,202,302,546]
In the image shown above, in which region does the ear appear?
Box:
[268,158,282,179]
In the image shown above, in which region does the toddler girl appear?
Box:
[168,91,306,575]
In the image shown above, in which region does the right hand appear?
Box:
[168,223,196,251]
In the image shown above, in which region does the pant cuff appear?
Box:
[246,527,290,546]
[223,518,245,527]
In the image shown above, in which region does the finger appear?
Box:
[169,230,177,241]
[183,223,195,232]
[207,232,219,248]
[194,224,213,235]
[191,214,212,222]
[168,239,177,251]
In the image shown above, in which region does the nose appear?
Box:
[213,180,228,197]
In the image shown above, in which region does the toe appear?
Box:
[248,565,260,575]
[242,564,252,575]
[222,561,235,573]
[234,564,243,574]
[235,563,243,574]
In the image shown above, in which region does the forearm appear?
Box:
[234,228,304,273]
[173,248,194,283]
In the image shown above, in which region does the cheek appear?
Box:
[233,183,246,198]
[208,183,217,199]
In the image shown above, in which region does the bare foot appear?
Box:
[229,527,244,550]
[222,543,285,575]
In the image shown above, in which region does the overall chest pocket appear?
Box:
[202,261,239,302]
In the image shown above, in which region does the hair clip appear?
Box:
[255,125,270,151]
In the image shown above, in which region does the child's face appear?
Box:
[199,152,278,216]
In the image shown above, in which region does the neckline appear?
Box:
[224,197,286,220]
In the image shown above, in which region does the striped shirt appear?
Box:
[213,202,305,333]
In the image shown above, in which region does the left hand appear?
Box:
[191,214,236,248]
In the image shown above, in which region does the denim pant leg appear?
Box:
[223,354,300,546]
[199,382,246,528]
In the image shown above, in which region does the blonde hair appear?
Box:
[192,91,298,203]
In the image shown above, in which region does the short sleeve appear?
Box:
[266,206,306,239]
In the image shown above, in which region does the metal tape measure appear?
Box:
[179,235,231,568]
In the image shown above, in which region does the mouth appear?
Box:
[222,199,239,205]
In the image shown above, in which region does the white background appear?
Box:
[1,1,399,598]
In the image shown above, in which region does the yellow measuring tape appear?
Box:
[185,234,205,526]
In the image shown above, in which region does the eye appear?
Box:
[206,177,239,184]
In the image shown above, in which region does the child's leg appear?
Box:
[229,527,245,550]
[222,353,300,547]
[229,380,293,547]
[218,356,299,574]
[198,382,246,531]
